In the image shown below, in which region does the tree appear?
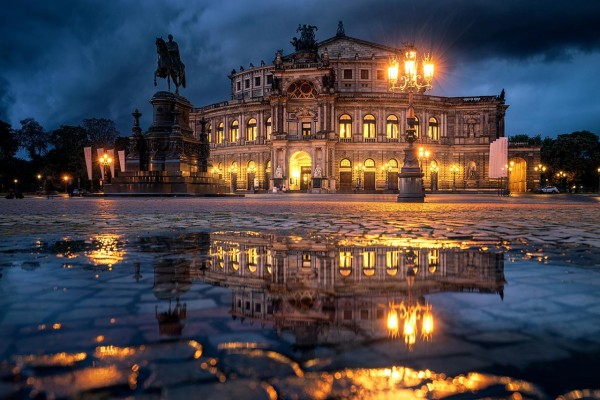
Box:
[0,120,19,191]
[44,125,90,189]
[509,134,542,146]
[542,131,600,190]
[16,118,49,160]
[83,118,119,149]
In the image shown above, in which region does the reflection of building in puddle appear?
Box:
[194,232,505,350]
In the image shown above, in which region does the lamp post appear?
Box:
[450,164,459,192]
[100,152,112,186]
[381,163,392,190]
[556,171,566,192]
[388,45,434,202]
[248,164,256,191]
[534,164,546,190]
[37,174,42,193]
[62,175,69,194]
[504,161,514,196]
[228,165,238,192]
[430,163,438,191]
[597,167,600,194]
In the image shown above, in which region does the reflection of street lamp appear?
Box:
[450,165,459,192]
[534,164,546,190]
[354,163,364,191]
[388,45,434,203]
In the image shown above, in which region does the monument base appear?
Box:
[104,171,229,196]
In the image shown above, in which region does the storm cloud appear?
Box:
[1,0,599,137]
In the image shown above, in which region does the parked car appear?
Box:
[538,186,559,193]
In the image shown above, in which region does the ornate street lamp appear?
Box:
[504,161,514,196]
[100,152,112,186]
[430,162,438,191]
[388,45,434,202]
[450,164,459,192]
[534,164,546,190]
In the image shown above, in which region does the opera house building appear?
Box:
[190,22,539,193]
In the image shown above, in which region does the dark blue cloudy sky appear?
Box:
[1,0,599,138]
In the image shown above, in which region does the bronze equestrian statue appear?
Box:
[154,34,186,94]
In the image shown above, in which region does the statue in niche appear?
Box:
[313,165,322,178]
[275,165,283,178]
[466,161,477,179]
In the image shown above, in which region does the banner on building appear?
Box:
[97,148,105,180]
[108,149,115,178]
[118,150,125,172]
[488,138,508,178]
[84,147,92,180]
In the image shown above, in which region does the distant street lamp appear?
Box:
[597,167,600,194]
[450,165,459,192]
[556,171,566,192]
[388,45,434,202]
[37,174,42,192]
[62,175,69,194]
[430,163,438,191]
[504,161,514,196]
[534,164,546,190]
[381,163,392,190]
[228,164,238,192]
[100,153,112,184]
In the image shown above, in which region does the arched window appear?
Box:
[340,158,352,169]
[265,117,272,141]
[339,114,352,139]
[230,120,239,143]
[428,117,439,141]
[414,116,420,139]
[364,158,375,169]
[206,123,212,143]
[386,115,399,139]
[246,118,257,141]
[217,122,224,144]
[287,80,318,99]
[388,159,398,171]
[363,114,376,139]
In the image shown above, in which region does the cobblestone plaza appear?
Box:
[1,194,599,399]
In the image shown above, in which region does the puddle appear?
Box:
[1,231,599,399]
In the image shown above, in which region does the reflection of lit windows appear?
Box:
[362,251,375,276]
[386,251,399,276]
[265,250,273,274]
[427,249,439,274]
[230,247,240,271]
[339,251,352,276]
[302,253,311,268]
[247,247,258,273]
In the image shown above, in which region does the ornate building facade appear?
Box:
[191,23,539,193]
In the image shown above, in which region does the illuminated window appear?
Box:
[386,115,399,139]
[414,116,420,139]
[246,118,257,141]
[217,122,224,144]
[265,117,272,141]
[386,251,399,276]
[340,158,352,169]
[364,159,375,169]
[206,123,212,143]
[230,120,239,142]
[362,251,376,276]
[363,114,376,139]
[339,114,352,139]
[302,122,311,137]
[428,117,439,141]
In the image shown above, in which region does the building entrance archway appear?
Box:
[289,151,312,191]
[508,157,527,193]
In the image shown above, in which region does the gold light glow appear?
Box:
[85,234,124,267]
[387,309,399,337]
[388,57,399,84]
[387,301,434,350]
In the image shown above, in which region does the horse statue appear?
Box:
[154,36,186,94]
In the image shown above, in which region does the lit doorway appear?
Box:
[289,151,312,191]
[508,157,527,193]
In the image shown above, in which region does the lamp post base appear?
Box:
[397,172,425,202]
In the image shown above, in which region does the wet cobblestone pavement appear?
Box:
[1,193,599,399]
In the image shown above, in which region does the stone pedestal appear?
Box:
[105,92,227,196]
[397,145,425,203]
